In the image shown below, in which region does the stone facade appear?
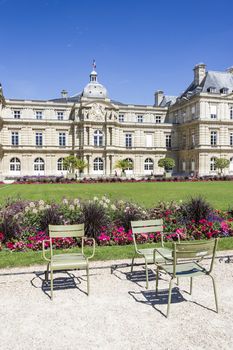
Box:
[0,63,233,179]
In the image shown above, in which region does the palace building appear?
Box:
[0,63,233,179]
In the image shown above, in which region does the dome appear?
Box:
[82,68,108,99]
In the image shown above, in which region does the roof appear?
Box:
[180,70,233,99]
[159,95,177,107]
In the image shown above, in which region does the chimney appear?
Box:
[226,66,233,74]
[154,90,164,106]
[193,63,206,85]
[61,89,68,99]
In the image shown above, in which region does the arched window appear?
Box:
[93,157,103,171]
[210,157,216,171]
[34,157,44,171]
[94,130,103,147]
[144,158,154,171]
[124,158,133,171]
[57,158,67,171]
[10,157,21,171]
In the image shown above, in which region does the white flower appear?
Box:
[73,198,80,205]
[93,196,99,201]
[105,198,110,204]
[38,200,45,206]
[45,204,51,209]
[69,205,75,210]
[25,206,30,212]
[102,196,107,201]
[99,200,104,206]
[38,205,45,211]
[102,203,108,208]
[62,198,68,205]
[29,202,35,208]
[111,204,117,211]
[32,208,38,214]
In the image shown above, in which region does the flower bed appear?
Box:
[0,196,233,252]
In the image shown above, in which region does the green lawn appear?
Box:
[1,181,233,209]
[0,237,233,269]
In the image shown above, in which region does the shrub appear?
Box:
[113,201,149,231]
[179,196,213,224]
[80,201,110,239]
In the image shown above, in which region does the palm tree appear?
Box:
[114,159,133,176]
[76,159,88,176]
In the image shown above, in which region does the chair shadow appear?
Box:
[112,265,166,288]
[31,271,88,299]
[129,287,186,317]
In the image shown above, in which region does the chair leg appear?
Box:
[45,263,49,284]
[167,278,173,318]
[156,267,159,294]
[131,254,136,273]
[210,275,218,313]
[145,260,149,289]
[190,277,193,295]
[177,277,179,286]
[50,269,53,300]
[86,265,90,296]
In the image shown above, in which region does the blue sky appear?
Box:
[0,0,232,104]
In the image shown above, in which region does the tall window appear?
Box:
[34,158,44,171]
[93,157,103,171]
[144,158,153,171]
[191,132,195,146]
[125,133,132,148]
[11,132,19,146]
[145,134,153,147]
[230,106,233,120]
[94,130,103,146]
[57,111,64,120]
[230,132,233,146]
[210,105,217,119]
[59,132,66,147]
[210,131,217,146]
[137,115,143,123]
[210,157,216,171]
[166,134,171,148]
[191,105,195,118]
[36,132,43,146]
[13,110,21,119]
[191,159,195,171]
[182,160,186,171]
[57,158,67,171]
[155,115,161,124]
[119,114,124,122]
[10,157,21,171]
[36,111,43,120]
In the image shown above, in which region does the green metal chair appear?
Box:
[131,219,180,289]
[42,224,95,300]
[154,238,219,317]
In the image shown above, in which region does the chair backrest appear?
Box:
[49,224,84,238]
[131,219,163,249]
[172,238,218,275]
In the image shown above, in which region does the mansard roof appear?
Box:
[180,69,233,99]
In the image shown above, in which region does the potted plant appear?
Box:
[158,157,175,178]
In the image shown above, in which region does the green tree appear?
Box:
[115,159,133,175]
[76,159,88,176]
[63,155,79,174]
[215,158,230,175]
[158,157,175,172]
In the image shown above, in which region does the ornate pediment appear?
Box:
[82,101,118,121]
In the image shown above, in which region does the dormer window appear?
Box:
[220,87,229,94]
[207,86,216,93]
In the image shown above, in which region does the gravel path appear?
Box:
[0,253,233,350]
